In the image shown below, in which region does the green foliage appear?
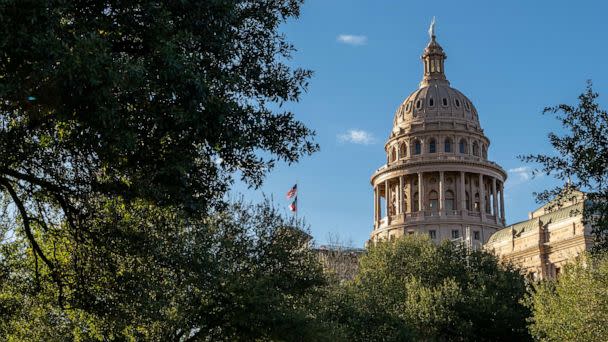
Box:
[0,199,326,341]
[0,0,316,302]
[0,1,319,336]
[520,81,608,251]
[526,252,608,341]
[316,235,531,341]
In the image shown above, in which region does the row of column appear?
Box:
[373,171,505,227]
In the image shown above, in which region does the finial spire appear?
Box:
[420,18,448,87]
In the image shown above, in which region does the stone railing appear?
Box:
[375,210,506,229]
[375,154,505,174]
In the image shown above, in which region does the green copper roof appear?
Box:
[487,202,584,245]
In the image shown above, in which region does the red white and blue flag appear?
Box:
[286,184,297,199]
[289,197,297,212]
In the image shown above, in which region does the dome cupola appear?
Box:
[420,17,449,88]
[391,19,481,135]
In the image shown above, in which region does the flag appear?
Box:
[289,197,297,212]
[286,184,297,199]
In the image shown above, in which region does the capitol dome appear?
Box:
[392,84,480,134]
[369,25,507,245]
[392,35,481,134]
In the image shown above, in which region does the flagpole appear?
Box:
[295,179,298,229]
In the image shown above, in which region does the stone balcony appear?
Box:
[373,154,506,177]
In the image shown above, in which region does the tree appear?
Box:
[316,235,531,341]
[520,81,608,251]
[526,252,608,341]
[0,198,327,341]
[316,233,363,283]
[0,0,317,300]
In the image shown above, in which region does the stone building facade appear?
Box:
[370,32,507,246]
[485,191,594,280]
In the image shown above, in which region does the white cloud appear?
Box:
[337,34,367,46]
[338,129,375,145]
[508,166,534,182]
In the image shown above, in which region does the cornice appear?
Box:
[370,157,507,184]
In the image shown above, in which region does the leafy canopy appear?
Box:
[316,235,531,342]
[0,199,327,341]
[520,81,608,251]
[0,0,316,303]
[526,252,608,342]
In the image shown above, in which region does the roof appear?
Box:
[391,36,482,136]
[487,201,584,245]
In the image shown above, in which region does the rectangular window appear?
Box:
[429,230,436,239]
[451,230,459,239]
[473,231,480,240]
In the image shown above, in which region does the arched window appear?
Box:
[403,192,408,213]
[474,193,480,212]
[413,192,419,211]
[445,190,455,211]
[413,140,421,155]
[429,190,439,211]
[465,191,471,211]
[429,98,434,107]
[482,145,487,159]
[444,138,452,153]
[390,146,397,162]
[459,139,467,154]
[416,99,422,109]
[405,101,412,112]
[429,138,436,153]
[442,98,448,106]
[399,142,407,159]
[472,141,479,156]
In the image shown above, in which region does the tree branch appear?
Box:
[0,177,64,306]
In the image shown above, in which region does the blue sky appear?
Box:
[233,0,608,247]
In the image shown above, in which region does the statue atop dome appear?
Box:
[428,16,436,40]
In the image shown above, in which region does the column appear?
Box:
[492,178,498,223]
[376,184,382,226]
[500,182,506,224]
[418,172,424,212]
[373,186,377,228]
[399,176,404,214]
[459,171,466,212]
[439,171,444,213]
[479,173,485,222]
[384,180,390,224]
